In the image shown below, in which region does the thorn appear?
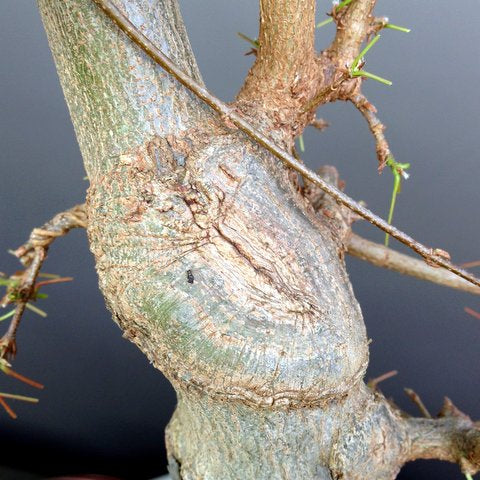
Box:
[316,18,334,29]
[368,370,398,391]
[385,23,411,33]
[237,32,259,49]
[465,307,480,320]
[0,396,17,419]
[35,276,73,287]
[404,388,432,418]
[25,303,47,318]
[461,260,480,269]
[298,134,305,153]
[0,310,16,322]
[0,392,39,403]
[439,397,471,421]
[1,364,44,390]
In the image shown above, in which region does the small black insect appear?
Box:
[186,269,194,284]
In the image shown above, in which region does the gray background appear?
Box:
[0,1,479,478]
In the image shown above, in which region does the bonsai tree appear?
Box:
[1,1,479,479]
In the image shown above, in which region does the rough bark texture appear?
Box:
[36,0,480,478]
[236,0,319,142]
[38,0,211,179]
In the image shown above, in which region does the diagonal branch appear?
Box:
[14,204,87,266]
[91,0,480,289]
[0,205,87,358]
[347,234,480,296]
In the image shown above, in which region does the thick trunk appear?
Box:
[38,0,211,178]
[166,384,410,480]
[36,1,479,478]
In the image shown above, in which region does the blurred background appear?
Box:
[0,1,479,478]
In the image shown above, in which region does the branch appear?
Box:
[237,0,317,129]
[0,205,86,358]
[0,249,45,359]
[327,0,377,67]
[349,93,392,170]
[91,0,480,290]
[13,204,87,266]
[405,398,480,476]
[347,234,480,296]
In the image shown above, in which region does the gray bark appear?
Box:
[36,1,480,478]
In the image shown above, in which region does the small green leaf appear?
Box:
[350,35,392,86]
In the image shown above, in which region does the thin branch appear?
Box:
[347,234,480,296]
[90,0,480,289]
[349,93,392,170]
[1,205,87,358]
[14,204,87,266]
[0,249,45,359]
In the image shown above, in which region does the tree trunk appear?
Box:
[36,1,480,478]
